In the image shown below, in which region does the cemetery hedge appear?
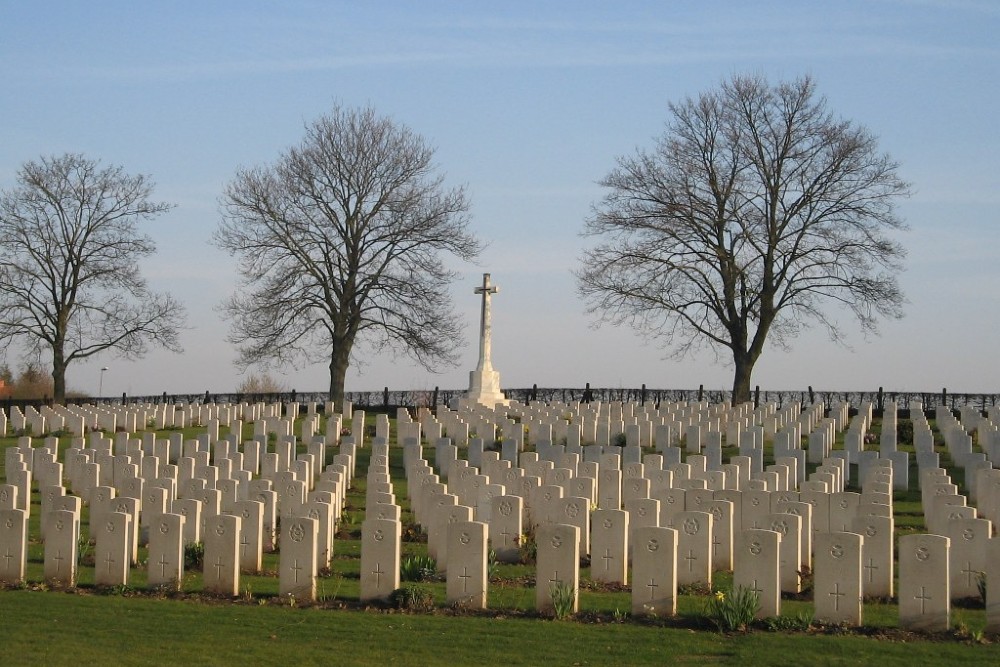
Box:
[1,411,999,666]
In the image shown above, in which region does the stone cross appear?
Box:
[474,273,498,372]
[467,273,507,406]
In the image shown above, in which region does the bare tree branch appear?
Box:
[0,153,187,401]
[215,105,482,410]
[577,75,909,403]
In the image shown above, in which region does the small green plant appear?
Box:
[184,542,205,570]
[389,586,435,612]
[241,585,254,604]
[612,432,627,447]
[336,510,359,535]
[516,531,537,565]
[550,580,576,620]
[318,572,344,604]
[612,607,628,623]
[705,586,760,633]
[977,571,987,604]
[77,536,93,565]
[763,611,813,632]
[400,554,437,582]
[487,548,499,580]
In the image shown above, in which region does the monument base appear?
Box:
[467,367,508,407]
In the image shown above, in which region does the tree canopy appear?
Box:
[578,75,909,403]
[215,105,481,411]
[0,153,185,402]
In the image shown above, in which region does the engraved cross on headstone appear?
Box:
[158,554,170,577]
[601,549,615,572]
[53,549,65,573]
[962,561,978,587]
[829,582,845,611]
[915,586,931,614]
[864,558,878,583]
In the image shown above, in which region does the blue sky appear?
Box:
[1,1,997,396]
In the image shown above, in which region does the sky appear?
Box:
[0,1,997,398]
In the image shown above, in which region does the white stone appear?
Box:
[813,532,864,626]
[94,511,131,587]
[670,510,713,588]
[466,273,508,407]
[489,495,523,564]
[446,520,488,609]
[535,523,579,616]
[43,509,78,586]
[898,533,950,632]
[203,514,242,596]
[734,529,780,619]
[945,517,991,601]
[280,516,318,602]
[851,514,894,599]
[591,509,628,585]
[0,508,28,584]
[360,518,401,602]
[147,513,185,590]
[631,526,678,617]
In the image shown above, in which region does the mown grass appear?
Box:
[0,590,997,667]
[0,410,997,665]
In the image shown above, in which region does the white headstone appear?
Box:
[631,526,678,617]
[898,533,950,632]
[813,532,864,626]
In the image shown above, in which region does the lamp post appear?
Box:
[99,367,109,396]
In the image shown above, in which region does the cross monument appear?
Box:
[467,273,508,407]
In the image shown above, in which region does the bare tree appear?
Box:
[0,154,186,402]
[215,105,482,411]
[578,75,908,404]
[235,371,287,395]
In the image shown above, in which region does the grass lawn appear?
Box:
[0,590,996,667]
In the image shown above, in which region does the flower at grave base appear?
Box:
[714,591,726,602]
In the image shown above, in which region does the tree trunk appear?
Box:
[328,340,351,414]
[731,351,754,406]
[52,348,67,404]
